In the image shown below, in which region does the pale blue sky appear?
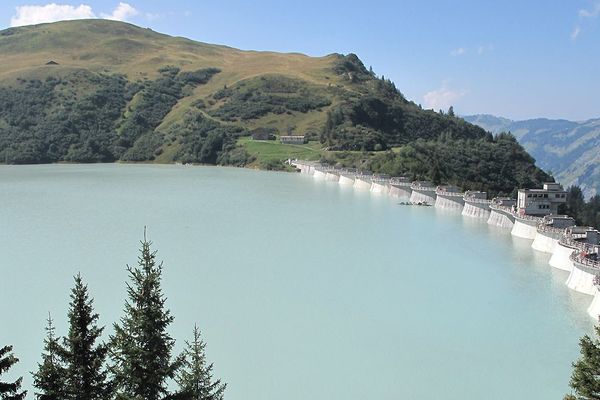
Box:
[1,1,599,121]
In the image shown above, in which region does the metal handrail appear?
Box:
[464,196,492,205]
[436,189,464,197]
[411,183,436,191]
[570,251,600,270]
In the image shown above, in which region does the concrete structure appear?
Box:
[550,227,600,271]
[312,165,327,180]
[353,172,373,191]
[409,181,436,204]
[322,166,340,182]
[462,191,491,219]
[487,198,516,229]
[566,245,600,296]
[338,169,356,186]
[531,215,576,253]
[280,135,306,145]
[370,175,390,195]
[388,177,412,199]
[434,186,464,211]
[516,182,567,216]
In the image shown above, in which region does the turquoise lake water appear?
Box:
[0,164,594,399]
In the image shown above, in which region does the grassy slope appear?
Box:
[0,19,351,164]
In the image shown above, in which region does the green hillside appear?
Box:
[0,19,551,195]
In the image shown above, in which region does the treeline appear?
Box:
[0,234,225,400]
[323,132,551,198]
[563,186,600,229]
[0,67,221,164]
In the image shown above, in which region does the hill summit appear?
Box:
[0,19,550,195]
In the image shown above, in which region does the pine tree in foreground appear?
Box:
[0,345,26,400]
[566,325,600,399]
[110,232,182,400]
[32,314,66,400]
[60,274,111,400]
[176,325,226,400]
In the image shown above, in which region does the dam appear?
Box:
[338,169,356,186]
[353,172,373,191]
[550,227,600,271]
[487,198,516,229]
[511,183,568,240]
[409,181,436,204]
[370,175,390,195]
[462,191,491,219]
[531,215,575,254]
[434,186,465,211]
[388,177,412,199]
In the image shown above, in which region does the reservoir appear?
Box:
[0,164,594,399]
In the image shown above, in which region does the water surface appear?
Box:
[0,164,593,399]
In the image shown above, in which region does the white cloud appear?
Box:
[477,43,494,55]
[450,47,466,56]
[579,1,600,18]
[571,25,581,40]
[101,2,138,21]
[10,3,96,27]
[10,2,140,27]
[423,84,467,110]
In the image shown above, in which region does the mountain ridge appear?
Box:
[0,19,551,196]
[463,114,600,197]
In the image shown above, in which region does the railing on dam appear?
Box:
[560,236,597,252]
[537,224,565,234]
[411,183,436,192]
[570,251,600,272]
[372,175,390,184]
[464,196,492,205]
[489,203,513,213]
[436,189,464,197]
[389,177,411,186]
[513,212,543,222]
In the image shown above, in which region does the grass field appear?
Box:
[238,137,323,167]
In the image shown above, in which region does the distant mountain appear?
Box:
[463,114,600,198]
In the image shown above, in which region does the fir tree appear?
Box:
[0,345,26,400]
[32,314,66,400]
[110,231,182,400]
[61,274,111,400]
[567,325,600,399]
[176,325,226,400]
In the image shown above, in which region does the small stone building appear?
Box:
[280,135,306,145]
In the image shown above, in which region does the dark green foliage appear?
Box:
[110,232,183,400]
[170,111,248,165]
[0,67,220,164]
[175,325,226,400]
[60,274,111,400]
[333,53,372,83]
[210,75,331,121]
[32,316,66,400]
[564,187,600,229]
[0,345,26,400]
[0,72,127,163]
[567,325,600,399]
[322,93,486,151]
[361,133,550,197]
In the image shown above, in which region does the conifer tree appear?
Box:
[32,314,66,400]
[0,345,26,400]
[61,274,111,400]
[110,231,182,400]
[567,325,600,399]
[176,325,226,400]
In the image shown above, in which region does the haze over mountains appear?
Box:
[464,114,600,198]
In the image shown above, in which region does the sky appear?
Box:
[1,1,599,121]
